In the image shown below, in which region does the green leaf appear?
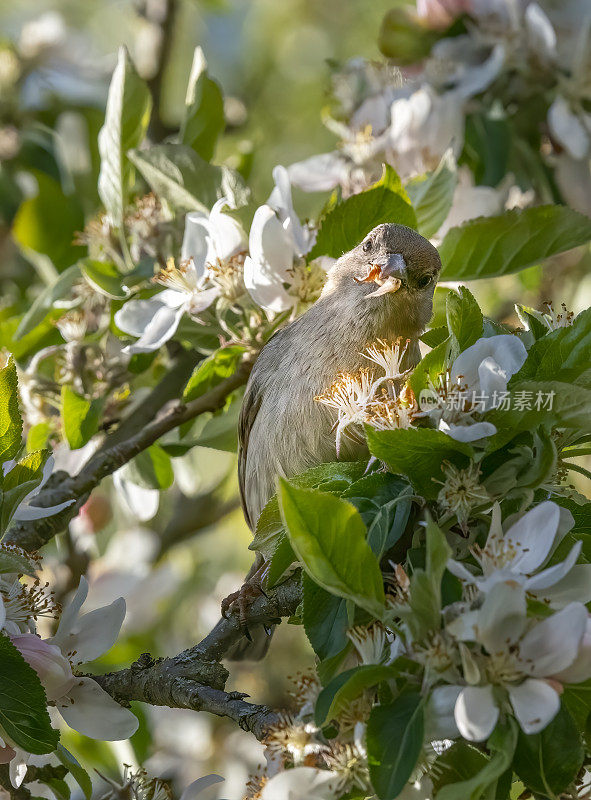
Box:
[55,745,92,800]
[439,206,591,281]
[365,427,473,499]
[513,307,591,385]
[446,285,483,353]
[408,338,451,397]
[267,534,296,588]
[80,259,126,299]
[15,264,80,340]
[61,387,103,450]
[250,461,368,563]
[26,422,51,452]
[121,444,174,491]
[12,172,84,269]
[420,326,448,349]
[436,720,517,800]
[308,165,417,260]
[341,473,413,558]
[405,517,450,636]
[278,479,385,618]
[0,545,38,577]
[513,705,583,798]
[406,150,457,239]
[515,304,551,340]
[98,46,152,225]
[180,47,224,161]
[128,143,249,213]
[303,573,349,661]
[462,112,510,187]
[432,741,490,794]
[367,692,424,799]
[0,357,22,463]
[316,664,396,727]
[0,634,59,754]
[485,380,591,451]
[183,346,246,402]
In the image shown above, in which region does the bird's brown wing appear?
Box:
[237,372,263,531]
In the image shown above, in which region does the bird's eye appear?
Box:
[416,274,433,289]
[362,238,373,253]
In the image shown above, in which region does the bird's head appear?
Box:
[321,223,442,333]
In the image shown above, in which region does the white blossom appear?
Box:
[446,581,590,740]
[12,576,138,742]
[447,501,591,606]
[244,166,328,312]
[422,335,527,442]
[115,198,245,354]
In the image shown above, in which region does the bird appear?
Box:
[224,222,441,656]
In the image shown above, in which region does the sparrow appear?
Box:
[225,223,441,656]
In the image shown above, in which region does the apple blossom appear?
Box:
[420,334,528,442]
[115,197,246,354]
[447,501,591,606]
[244,166,329,312]
[10,577,138,742]
[446,582,590,739]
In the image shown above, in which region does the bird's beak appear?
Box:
[355,253,407,299]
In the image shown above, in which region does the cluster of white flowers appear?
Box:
[115,167,332,354]
[254,499,590,798]
[0,568,137,788]
[288,0,591,217]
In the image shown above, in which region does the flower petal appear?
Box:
[11,497,76,521]
[451,335,527,393]
[249,205,295,279]
[446,559,478,584]
[477,581,527,653]
[268,165,310,255]
[426,685,462,740]
[520,602,587,676]
[525,540,582,592]
[504,501,560,574]
[53,577,88,643]
[288,153,348,192]
[454,685,499,742]
[179,775,224,800]
[122,304,185,355]
[553,618,591,683]
[533,564,591,609]
[261,766,338,800]
[439,419,497,441]
[113,471,159,522]
[52,597,125,665]
[508,678,560,735]
[548,96,589,160]
[115,299,161,337]
[243,255,293,312]
[181,211,209,277]
[58,676,138,740]
[207,198,247,263]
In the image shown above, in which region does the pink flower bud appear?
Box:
[11,633,75,701]
[416,0,471,29]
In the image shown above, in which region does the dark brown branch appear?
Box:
[91,573,302,739]
[6,358,253,551]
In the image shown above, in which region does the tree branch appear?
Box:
[6,358,253,551]
[91,573,302,740]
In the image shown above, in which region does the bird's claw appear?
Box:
[221,581,266,641]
